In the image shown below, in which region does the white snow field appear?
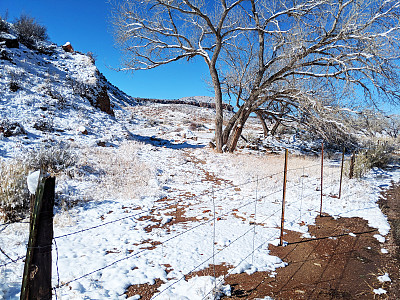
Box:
[1,30,400,299]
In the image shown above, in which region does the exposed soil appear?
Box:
[223,215,398,299]
[125,279,164,300]
[125,184,400,299]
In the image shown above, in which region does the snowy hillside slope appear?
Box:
[0,23,138,159]
[1,21,400,300]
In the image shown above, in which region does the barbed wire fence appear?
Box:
[0,146,369,299]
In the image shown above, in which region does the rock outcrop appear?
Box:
[62,41,74,53]
[0,33,19,48]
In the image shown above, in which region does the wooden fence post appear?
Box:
[339,147,345,199]
[349,152,355,179]
[21,174,55,300]
[320,143,324,217]
[279,149,288,246]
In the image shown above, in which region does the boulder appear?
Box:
[62,41,74,53]
[0,33,19,48]
[0,121,26,137]
[95,86,114,116]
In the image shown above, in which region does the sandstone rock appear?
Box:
[62,41,74,53]
[95,86,114,116]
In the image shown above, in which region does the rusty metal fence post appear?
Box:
[320,143,324,216]
[279,149,288,246]
[339,147,345,198]
[349,152,355,179]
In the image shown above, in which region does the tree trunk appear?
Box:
[270,118,281,136]
[209,65,224,153]
[255,111,269,137]
[225,105,252,152]
[222,106,244,145]
[270,104,288,135]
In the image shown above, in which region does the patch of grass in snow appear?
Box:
[77,141,154,200]
[0,158,30,222]
[232,152,323,180]
[0,143,77,222]
[22,142,77,175]
[345,141,397,178]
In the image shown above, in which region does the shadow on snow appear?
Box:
[129,134,205,150]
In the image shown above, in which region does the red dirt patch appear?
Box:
[185,264,232,281]
[222,215,399,299]
[125,279,164,300]
[125,211,400,300]
[130,239,161,251]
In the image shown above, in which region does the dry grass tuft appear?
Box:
[0,159,30,222]
[78,141,154,200]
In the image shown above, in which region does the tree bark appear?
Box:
[270,117,281,136]
[255,111,270,137]
[209,65,224,153]
[222,106,244,145]
[225,102,253,152]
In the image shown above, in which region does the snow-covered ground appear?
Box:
[1,29,400,299]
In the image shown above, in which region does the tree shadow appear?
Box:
[129,134,205,150]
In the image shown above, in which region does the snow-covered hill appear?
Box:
[0,23,140,159]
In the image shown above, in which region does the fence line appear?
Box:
[202,230,279,300]
[49,159,338,243]
[1,178,288,284]
[52,169,287,240]
[0,221,30,229]
[0,147,366,299]
[52,190,285,292]
[251,176,259,265]
[3,176,338,266]
[0,246,17,263]
[153,208,283,299]
[0,256,24,268]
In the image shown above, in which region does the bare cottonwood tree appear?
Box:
[111,0,246,152]
[111,0,400,152]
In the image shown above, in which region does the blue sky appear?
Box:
[0,0,213,99]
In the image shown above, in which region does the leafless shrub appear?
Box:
[188,122,204,131]
[0,16,9,32]
[8,70,21,92]
[67,77,95,100]
[0,119,26,137]
[0,144,77,221]
[347,142,395,178]
[13,14,48,48]
[86,51,97,64]
[22,143,77,175]
[33,118,54,132]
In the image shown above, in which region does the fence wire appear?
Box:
[1,149,369,300]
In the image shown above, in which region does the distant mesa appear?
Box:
[62,41,74,53]
[134,96,234,111]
